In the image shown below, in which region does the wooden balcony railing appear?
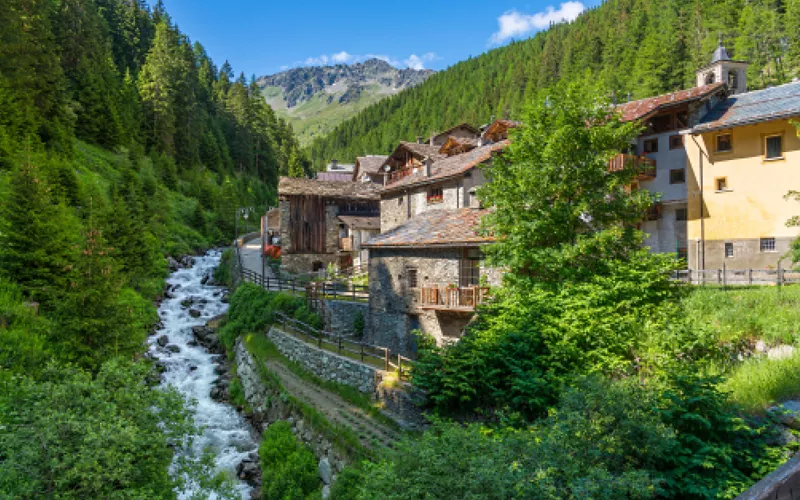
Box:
[420,285,490,311]
[608,154,657,180]
[387,168,414,186]
[339,236,353,252]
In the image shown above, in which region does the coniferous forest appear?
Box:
[0,0,305,496]
[307,0,800,170]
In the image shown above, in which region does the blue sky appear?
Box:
[156,0,592,77]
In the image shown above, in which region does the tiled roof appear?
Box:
[316,172,353,182]
[429,123,480,142]
[278,177,380,200]
[355,156,388,177]
[396,141,446,161]
[692,81,800,133]
[383,141,509,193]
[481,119,522,139]
[362,208,493,248]
[338,215,380,230]
[617,83,725,122]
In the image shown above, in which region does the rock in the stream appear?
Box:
[166,344,181,354]
[167,257,180,271]
[189,309,202,318]
[180,298,193,309]
[156,335,169,347]
[201,275,210,285]
[322,485,331,499]
[192,325,214,340]
[210,385,227,401]
[221,294,230,304]
[236,456,261,486]
[318,457,332,485]
[214,365,228,376]
[189,365,198,372]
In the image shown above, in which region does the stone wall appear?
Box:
[234,339,349,493]
[282,253,337,275]
[324,299,370,337]
[267,326,382,393]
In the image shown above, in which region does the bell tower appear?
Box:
[696,40,750,94]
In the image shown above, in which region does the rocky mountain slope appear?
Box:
[257,59,434,145]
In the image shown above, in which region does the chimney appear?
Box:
[424,157,434,177]
[429,135,435,146]
[416,136,423,144]
[478,137,484,147]
[330,159,338,170]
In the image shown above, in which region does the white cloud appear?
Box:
[285,52,437,71]
[489,2,586,45]
[403,52,437,70]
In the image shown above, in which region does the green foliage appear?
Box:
[308,0,800,170]
[354,376,781,500]
[259,421,320,500]
[219,283,320,349]
[214,248,235,287]
[0,359,231,498]
[352,311,365,339]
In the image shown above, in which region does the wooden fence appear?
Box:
[239,267,370,301]
[674,264,800,286]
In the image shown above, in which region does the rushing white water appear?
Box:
[148,250,257,499]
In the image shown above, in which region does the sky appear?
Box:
[155,0,596,77]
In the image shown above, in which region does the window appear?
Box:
[407,268,418,288]
[716,177,728,191]
[716,133,732,153]
[760,238,776,253]
[728,71,737,89]
[670,168,686,184]
[669,135,684,150]
[643,138,658,154]
[459,248,482,287]
[675,207,687,221]
[427,187,443,204]
[765,135,783,160]
[725,242,734,258]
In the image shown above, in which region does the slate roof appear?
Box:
[316,172,353,182]
[362,208,493,248]
[278,177,380,200]
[384,141,446,165]
[429,123,481,143]
[337,215,380,230]
[481,119,522,140]
[691,81,800,133]
[354,156,388,179]
[383,141,509,193]
[617,83,725,122]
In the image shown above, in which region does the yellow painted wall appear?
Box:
[686,119,800,241]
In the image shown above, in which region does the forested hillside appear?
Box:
[0,0,303,495]
[307,0,800,169]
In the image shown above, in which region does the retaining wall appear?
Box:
[324,299,370,337]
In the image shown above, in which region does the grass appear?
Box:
[683,284,800,345]
[720,350,800,413]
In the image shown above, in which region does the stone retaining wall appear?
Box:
[267,326,382,393]
[323,299,369,337]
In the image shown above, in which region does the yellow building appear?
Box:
[685,81,800,270]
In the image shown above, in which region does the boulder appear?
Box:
[181,299,193,309]
[189,309,202,318]
[221,294,230,304]
[166,344,181,353]
[322,485,331,499]
[214,365,228,376]
[164,290,175,299]
[192,325,214,340]
[318,457,332,485]
[201,275,210,285]
[167,257,181,271]
[189,365,198,372]
[210,386,227,401]
[769,400,800,430]
[156,335,169,347]
[236,457,261,486]
[187,340,199,347]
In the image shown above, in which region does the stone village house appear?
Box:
[278,177,380,274]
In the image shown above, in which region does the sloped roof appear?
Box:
[691,81,800,133]
[278,177,380,200]
[383,141,509,193]
[338,215,380,230]
[362,209,493,248]
[617,83,725,122]
[316,172,353,182]
[439,136,478,155]
[481,119,522,140]
[429,123,480,142]
[396,141,446,160]
[354,156,389,178]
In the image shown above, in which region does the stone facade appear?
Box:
[267,326,382,393]
[367,247,501,355]
[279,199,349,275]
[380,169,485,232]
[688,236,794,271]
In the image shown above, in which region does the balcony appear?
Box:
[608,154,657,181]
[339,236,353,252]
[420,285,490,312]
[387,168,414,186]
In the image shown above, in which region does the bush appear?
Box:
[259,421,320,499]
[721,351,800,412]
[214,248,234,287]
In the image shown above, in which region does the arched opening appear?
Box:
[728,70,737,89]
[705,72,715,85]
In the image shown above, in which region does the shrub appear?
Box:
[352,311,365,339]
[259,421,319,499]
[721,351,800,413]
[214,248,234,287]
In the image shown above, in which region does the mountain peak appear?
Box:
[257,59,435,144]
